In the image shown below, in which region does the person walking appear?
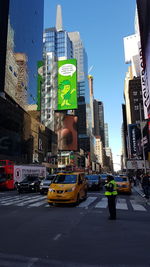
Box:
[141,173,150,199]
[104,175,118,220]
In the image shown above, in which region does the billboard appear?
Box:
[57,59,77,111]
[55,113,78,151]
[137,0,150,118]
[128,124,141,158]
[37,61,43,111]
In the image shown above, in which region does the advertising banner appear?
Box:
[57,59,77,111]
[127,160,150,170]
[137,0,150,118]
[55,112,78,151]
[128,124,141,158]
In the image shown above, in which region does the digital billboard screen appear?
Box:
[137,0,150,118]
[55,113,78,151]
[128,124,141,159]
[57,59,78,111]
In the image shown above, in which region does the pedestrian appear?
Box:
[104,175,118,220]
[141,173,150,199]
[133,175,136,186]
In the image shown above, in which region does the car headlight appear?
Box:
[65,187,75,192]
[40,182,43,186]
[49,188,54,192]
[31,183,35,186]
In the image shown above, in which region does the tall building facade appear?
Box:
[104,123,109,148]
[93,100,105,146]
[9,0,44,103]
[0,0,44,162]
[41,6,73,130]
[68,31,90,152]
[42,5,90,154]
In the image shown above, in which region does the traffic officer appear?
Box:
[104,175,118,220]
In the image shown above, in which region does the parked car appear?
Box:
[40,174,56,194]
[114,175,131,194]
[47,172,88,205]
[85,174,102,191]
[17,175,41,193]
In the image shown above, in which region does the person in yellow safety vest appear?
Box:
[104,175,118,220]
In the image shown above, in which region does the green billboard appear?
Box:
[57,59,78,110]
[37,61,43,111]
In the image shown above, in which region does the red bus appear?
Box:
[0,160,14,190]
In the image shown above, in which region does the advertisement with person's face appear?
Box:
[55,113,78,151]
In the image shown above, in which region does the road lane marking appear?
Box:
[53,234,62,241]
[16,196,45,206]
[95,197,108,208]
[130,200,146,211]
[28,199,47,207]
[77,196,97,208]
[116,198,128,210]
[1,196,33,206]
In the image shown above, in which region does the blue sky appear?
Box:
[44,0,136,170]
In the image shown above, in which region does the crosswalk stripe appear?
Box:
[116,198,128,210]
[77,196,97,208]
[28,199,46,207]
[16,196,45,206]
[1,196,33,206]
[95,197,107,208]
[0,195,148,212]
[130,200,146,211]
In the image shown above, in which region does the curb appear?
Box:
[133,186,150,206]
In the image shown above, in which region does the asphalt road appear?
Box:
[0,189,150,267]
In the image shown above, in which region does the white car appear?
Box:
[40,174,56,194]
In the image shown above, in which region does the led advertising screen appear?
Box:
[128,124,141,159]
[55,112,78,151]
[57,59,78,111]
[137,0,150,118]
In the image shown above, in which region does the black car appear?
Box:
[86,174,102,191]
[17,175,41,193]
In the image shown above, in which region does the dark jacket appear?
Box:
[142,175,149,187]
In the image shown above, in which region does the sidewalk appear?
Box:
[133,184,150,206]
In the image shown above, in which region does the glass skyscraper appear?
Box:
[41,6,73,130]
[9,0,44,104]
[0,0,44,161]
[42,5,90,152]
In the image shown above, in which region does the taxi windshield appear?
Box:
[115,176,128,182]
[53,174,77,184]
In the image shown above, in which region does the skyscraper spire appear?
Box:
[56,5,63,31]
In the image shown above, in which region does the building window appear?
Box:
[134,105,139,110]
[133,91,137,96]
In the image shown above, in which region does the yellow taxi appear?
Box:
[114,175,131,194]
[47,172,88,205]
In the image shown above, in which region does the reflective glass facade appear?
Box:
[8,0,44,104]
[42,27,73,130]
[0,0,45,162]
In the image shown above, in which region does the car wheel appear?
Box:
[49,203,53,206]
